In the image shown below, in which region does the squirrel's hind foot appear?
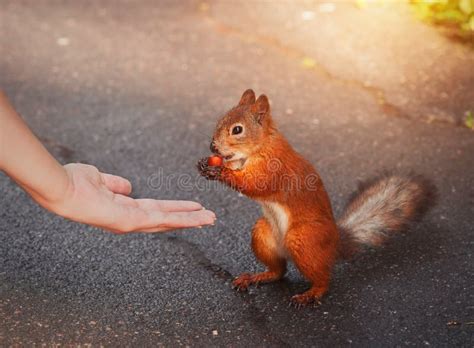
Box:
[232,271,283,292]
[290,288,324,308]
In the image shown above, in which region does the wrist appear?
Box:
[25,164,73,215]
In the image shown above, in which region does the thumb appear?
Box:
[100,173,132,195]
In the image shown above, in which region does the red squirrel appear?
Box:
[197,89,437,306]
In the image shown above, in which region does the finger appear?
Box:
[101,173,132,195]
[139,226,184,233]
[149,210,216,228]
[139,224,208,233]
[135,199,204,212]
[113,193,139,207]
[131,210,216,232]
[106,201,216,233]
[139,223,211,233]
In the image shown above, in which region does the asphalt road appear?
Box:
[1,1,473,346]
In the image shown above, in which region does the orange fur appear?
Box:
[220,134,339,305]
[233,218,287,290]
[205,92,339,304]
[198,89,436,306]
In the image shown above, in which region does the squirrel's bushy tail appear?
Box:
[337,173,437,258]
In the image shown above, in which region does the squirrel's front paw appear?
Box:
[197,157,222,180]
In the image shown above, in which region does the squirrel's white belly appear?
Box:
[261,201,290,258]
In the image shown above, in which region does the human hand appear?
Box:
[45,163,216,233]
[0,91,215,234]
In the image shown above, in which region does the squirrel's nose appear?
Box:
[210,140,219,154]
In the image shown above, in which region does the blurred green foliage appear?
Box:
[465,111,474,130]
[411,0,474,36]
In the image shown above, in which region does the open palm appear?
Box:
[57,164,216,233]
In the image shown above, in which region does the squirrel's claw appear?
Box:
[289,293,322,308]
[232,273,253,292]
[197,157,222,180]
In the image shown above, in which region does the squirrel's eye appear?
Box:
[232,125,243,135]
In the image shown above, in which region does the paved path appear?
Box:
[1,1,473,346]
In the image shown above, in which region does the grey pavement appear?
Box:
[1,1,473,346]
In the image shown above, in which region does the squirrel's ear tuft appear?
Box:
[252,94,270,123]
[238,89,256,106]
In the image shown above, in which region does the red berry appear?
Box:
[208,155,223,167]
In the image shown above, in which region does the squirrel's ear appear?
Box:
[252,94,270,123]
[238,89,256,106]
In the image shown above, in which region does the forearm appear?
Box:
[0,91,69,208]
[0,91,216,233]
